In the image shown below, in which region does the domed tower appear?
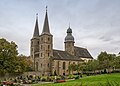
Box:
[64,27,75,55]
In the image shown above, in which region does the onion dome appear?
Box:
[65,27,74,42]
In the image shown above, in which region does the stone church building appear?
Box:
[30,9,93,76]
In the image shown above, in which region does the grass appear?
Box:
[33,73,120,86]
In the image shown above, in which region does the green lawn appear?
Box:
[33,73,120,86]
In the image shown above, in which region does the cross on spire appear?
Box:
[69,22,70,28]
[46,6,48,12]
[36,13,38,20]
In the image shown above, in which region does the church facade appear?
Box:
[30,9,93,76]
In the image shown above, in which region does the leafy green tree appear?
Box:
[97,51,116,73]
[87,60,99,73]
[0,38,18,74]
[113,56,120,69]
[17,55,33,72]
[68,64,76,74]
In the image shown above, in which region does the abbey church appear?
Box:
[30,8,93,76]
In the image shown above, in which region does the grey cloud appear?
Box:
[0,0,120,59]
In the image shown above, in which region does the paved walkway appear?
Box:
[16,79,75,86]
[22,81,53,86]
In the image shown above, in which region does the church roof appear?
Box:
[33,14,39,37]
[42,7,51,35]
[74,46,93,59]
[53,49,83,61]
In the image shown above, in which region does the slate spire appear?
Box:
[33,13,39,37]
[42,6,50,34]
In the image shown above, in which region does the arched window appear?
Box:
[41,45,42,49]
[36,62,38,71]
[69,61,70,65]
[41,64,42,67]
[48,37,50,41]
[48,45,50,49]
[48,63,49,68]
[63,62,66,70]
[38,41,39,45]
[41,37,43,41]
[31,41,33,45]
[73,62,75,64]
[48,53,49,57]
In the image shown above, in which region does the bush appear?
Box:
[75,75,79,79]
[67,74,75,79]
[41,78,47,81]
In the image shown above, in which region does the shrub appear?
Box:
[75,75,79,79]
[41,78,47,81]
[67,74,75,79]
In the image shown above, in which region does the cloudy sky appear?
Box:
[0,0,120,59]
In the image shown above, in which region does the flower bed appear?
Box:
[1,81,14,85]
[56,80,65,83]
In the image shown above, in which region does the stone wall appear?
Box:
[52,60,81,75]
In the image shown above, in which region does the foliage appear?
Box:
[68,51,120,75]
[16,55,33,72]
[113,56,120,69]
[0,38,33,75]
[0,38,18,74]
[97,51,115,70]
[68,64,76,74]
[33,73,120,86]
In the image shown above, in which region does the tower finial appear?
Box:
[36,13,38,20]
[69,22,70,28]
[46,6,48,12]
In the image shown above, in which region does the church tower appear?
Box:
[39,7,53,75]
[30,14,40,70]
[64,27,75,55]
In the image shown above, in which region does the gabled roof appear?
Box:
[53,49,83,61]
[74,46,93,59]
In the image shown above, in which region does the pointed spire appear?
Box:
[33,13,39,37]
[42,6,50,34]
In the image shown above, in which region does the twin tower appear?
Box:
[30,8,75,74]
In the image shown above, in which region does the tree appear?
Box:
[17,55,33,72]
[113,56,120,69]
[86,60,99,73]
[68,64,76,74]
[78,62,86,74]
[0,38,18,75]
[0,38,33,76]
[97,51,116,73]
